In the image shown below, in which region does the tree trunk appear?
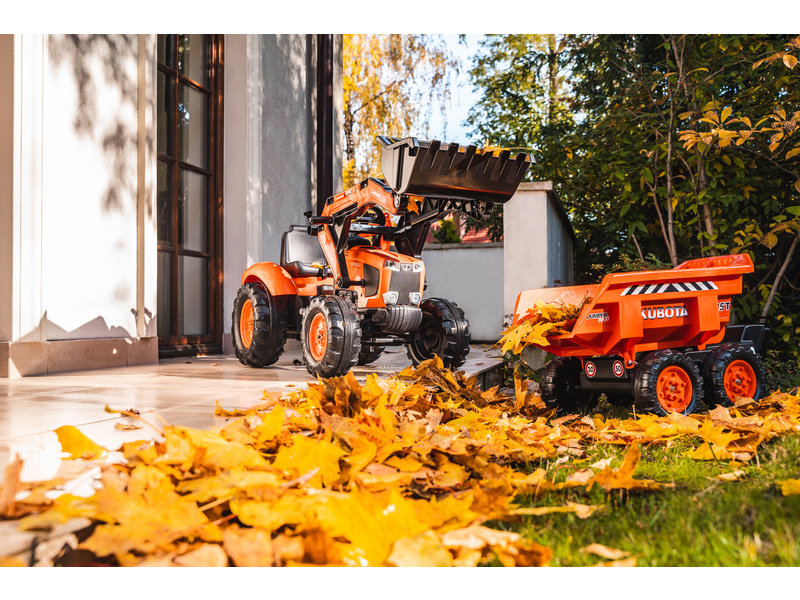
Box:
[761,230,800,318]
[546,35,558,126]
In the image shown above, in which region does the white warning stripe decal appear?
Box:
[621,281,719,296]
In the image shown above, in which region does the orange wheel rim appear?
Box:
[309,313,327,362]
[656,366,693,412]
[240,301,254,349]
[724,360,757,400]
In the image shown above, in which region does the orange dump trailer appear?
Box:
[513,254,769,416]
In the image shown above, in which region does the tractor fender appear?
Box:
[241,262,298,297]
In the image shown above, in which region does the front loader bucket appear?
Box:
[377,136,532,204]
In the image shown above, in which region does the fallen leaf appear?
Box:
[776,478,800,495]
[173,544,228,567]
[715,470,746,482]
[388,531,453,567]
[114,423,142,431]
[581,543,631,560]
[54,426,107,460]
[0,456,23,518]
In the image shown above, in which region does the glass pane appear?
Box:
[178,34,207,86]
[178,169,208,252]
[157,35,174,67]
[157,161,172,246]
[177,84,207,168]
[157,70,171,156]
[157,251,173,337]
[178,255,208,336]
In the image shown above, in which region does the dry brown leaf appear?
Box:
[0,456,23,519]
[581,543,631,560]
[173,544,228,567]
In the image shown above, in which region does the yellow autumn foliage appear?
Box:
[3,359,800,567]
[498,300,584,355]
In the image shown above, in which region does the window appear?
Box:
[156,34,223,355]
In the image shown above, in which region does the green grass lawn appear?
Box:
[498,431,800,566]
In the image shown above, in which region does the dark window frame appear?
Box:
[157,34,224,356]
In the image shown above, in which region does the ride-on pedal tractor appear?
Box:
[513,254,769,416]
[233,136,532,378]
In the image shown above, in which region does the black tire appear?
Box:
[704,343,767,408]
[406,298,470,370]
[301,295,361,378]
[634,350,703,416]
[232,282,288,368]
[540,357,598,414]
[357,345,385,366]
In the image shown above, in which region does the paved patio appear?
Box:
[0,344,503,484]
[0,344,503,561]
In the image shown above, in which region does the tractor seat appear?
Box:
[280,225,332,278]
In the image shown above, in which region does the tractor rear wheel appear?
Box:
[540,356,598,415]
[406,298,470,370]
[232,282,288,368]
[634,350,703,416]
[357,345,385,366]
[704,344,766,407]
[301,296,361,378]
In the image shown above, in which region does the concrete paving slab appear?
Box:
[0,346,504,483]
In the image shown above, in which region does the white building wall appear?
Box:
[43,35,141,340]
[0,34,158,377]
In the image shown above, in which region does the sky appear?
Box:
[425,34,483,145]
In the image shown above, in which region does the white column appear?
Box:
[14,34,46,344]
[138,34,158,339]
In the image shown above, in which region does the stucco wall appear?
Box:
[503,182,575,323]
[421,243,504,342]
[222,34,343,353]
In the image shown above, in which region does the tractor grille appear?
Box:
[388,269,421,303]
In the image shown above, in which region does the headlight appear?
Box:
[384,260,400,272]
[409,293,421,305]
[383,291,399,305]
[412,262,423,273]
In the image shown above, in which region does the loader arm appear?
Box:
[311,136,532,288]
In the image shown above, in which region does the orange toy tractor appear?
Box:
[513,254,769,416]
[233,136,532,378]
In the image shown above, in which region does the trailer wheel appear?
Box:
[301,295,361,378]
[357,345,385,366]
[541,357,598,414]
[232,282,288,368]
[406,298,470,370]
[704,344,766,407]
[634,350,703,416]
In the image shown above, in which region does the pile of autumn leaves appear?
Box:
[3,357,800,567]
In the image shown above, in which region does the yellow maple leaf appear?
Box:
[776,478,800,495]
[272,433,345,488]
[54,425,106,460]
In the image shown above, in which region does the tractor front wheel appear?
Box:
[704,344,766,407]
[301,296,362,378]
[540,357,598,415]
[232,282,288,368]
[406,298,470,370]
[634,350,703,416]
